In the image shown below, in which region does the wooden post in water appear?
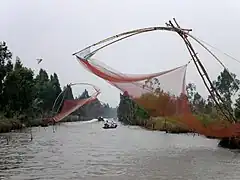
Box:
[164,118,167,133]
[30,127,33,141]
[6,135,9,145]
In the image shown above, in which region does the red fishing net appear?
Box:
[50,85,100,123]
[76,54,240,138]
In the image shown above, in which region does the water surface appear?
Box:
[0,120,240,180]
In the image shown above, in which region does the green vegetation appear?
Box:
[0,41,116,133]
[117,91,149,126]
[61,87,117,121]
[117,67,240,134]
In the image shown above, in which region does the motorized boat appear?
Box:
[98,116,104,121]
[102,121,117,129]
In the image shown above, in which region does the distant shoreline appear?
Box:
[0,115,116,134]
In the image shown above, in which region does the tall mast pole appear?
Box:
[167,18,235,123]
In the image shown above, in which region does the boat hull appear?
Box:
[102,125,117,129]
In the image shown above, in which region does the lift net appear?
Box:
[75,50,240,138]
[50,85,100,123]
[51,95,98,123]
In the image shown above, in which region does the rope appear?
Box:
[188,34,240,91]
[73,19,238,123]
[193,36,240,65]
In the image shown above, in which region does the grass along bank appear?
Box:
[142,113,220,134]
[0,114,108,133]
[0,114,43,133]
[143,117,192,133]
[0,116,23,133]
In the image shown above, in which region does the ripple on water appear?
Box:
[0,121,240,180]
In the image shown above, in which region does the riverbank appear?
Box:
[218,137,240,149]
[143,117,193,134]
[2,114,239,149]
[0,115,78,133]
[0,117,23,133]
[140,113,223,134]
[0,115,113,133]
[141,116,240,149]
[0,115,43,133]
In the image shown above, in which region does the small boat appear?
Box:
[102,121,117,129]
[98,116,104,121]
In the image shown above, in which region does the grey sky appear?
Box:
[1,0,240,107]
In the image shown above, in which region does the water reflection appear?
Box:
[0,120,240,180]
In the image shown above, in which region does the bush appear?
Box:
[145,116,191,133]
[0,115,22,133]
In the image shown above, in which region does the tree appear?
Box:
[75,89,102,119]
[51,73,61,97]
[77,89,90,99]
[186,83,206,113]
[14,56,23,70]
[49,73,62,112]
[2,58,35,117]
[36,69,49,83]
[186,83,197,112]
[117,92,149,125]
[5,60,13,74]
[117,92,136,124]
[0,41,116,126]
[211,69,240,118]
[193,92,206,113]
[0,42,12,110]
[234,96,240,119]
[35,69,51,112]
[186,83,196,104]
[101,103,117,118]
[63,85,74,100]
[34,69,62,114]
[73,89,117,119]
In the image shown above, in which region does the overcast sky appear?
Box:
[1,0,240,107]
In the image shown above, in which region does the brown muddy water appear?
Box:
[0,119,240,180]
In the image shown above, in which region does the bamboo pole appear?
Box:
[167,19,235,123]
[72,18,236,123]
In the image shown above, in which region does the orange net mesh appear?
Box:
[51,97,97,122]
[50,85,100,123]
[76,55,240,138]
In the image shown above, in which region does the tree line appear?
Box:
[0,41,116,131]
[117,66,240,125]
[186,69,240,120]
[0,41,63,123]
[60,87,117,121]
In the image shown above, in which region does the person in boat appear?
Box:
[105,120,111,128]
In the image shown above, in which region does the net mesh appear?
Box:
[76,55,240,138]
[50,85,100,123]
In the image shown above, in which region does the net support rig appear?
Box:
[72,18,237,123]
[166,18,236,123]
[51,83,98,113]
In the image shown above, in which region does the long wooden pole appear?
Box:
[168,19,235,123]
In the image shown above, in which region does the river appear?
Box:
[0,119,240,180]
